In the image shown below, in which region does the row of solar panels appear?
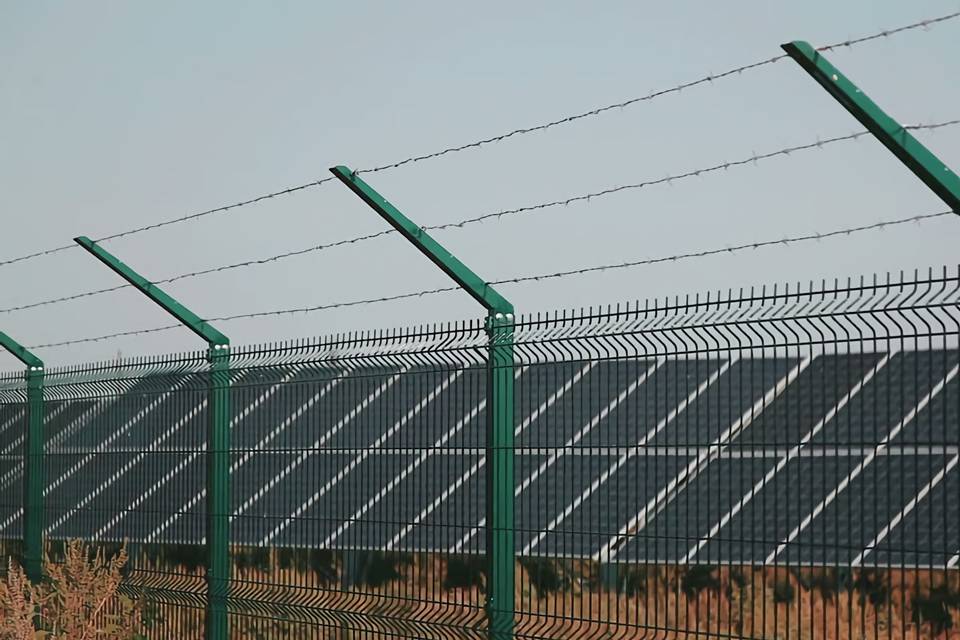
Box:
[0,350,957,566]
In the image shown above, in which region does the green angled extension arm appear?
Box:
[783,41,960,214]
[0,331,43,369]
[329,166,514,314]
[73,236,230,346]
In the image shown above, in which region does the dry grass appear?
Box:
[112,551,960,639]
[512,564,960,640]
[0,540,142,639]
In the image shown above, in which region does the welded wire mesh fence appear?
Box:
[508,269,960,639]
[0,267,958,638]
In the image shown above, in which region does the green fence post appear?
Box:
[485,314,515,640]
[783,41,960,214]
[0,332,44,584]
[206,344,231,640]
[329,166,516,639]
[73,237,231,640]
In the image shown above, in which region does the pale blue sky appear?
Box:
[1,1,958,367]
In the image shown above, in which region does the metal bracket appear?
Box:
[783,40,960,214]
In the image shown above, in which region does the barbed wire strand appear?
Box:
[491,210,955,286]
[5,119,957,317]
[0,229,395,314]
[816,11,960,52]
[1,10,956,271]
[356,58,789,175]
[424,121,958,231]
[27,208,955,350]
[360,11,960,173]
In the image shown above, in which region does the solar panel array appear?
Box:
[2,349,955,568]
